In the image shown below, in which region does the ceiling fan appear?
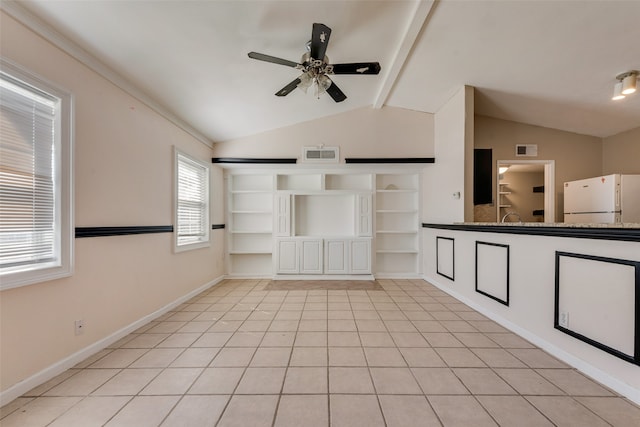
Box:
[248,23,381,103]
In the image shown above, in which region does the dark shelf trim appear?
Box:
[212,157,297,164]
[76,226,173,238]
[211,224,225,230]
[422,223,640,242]
[345,157,435,164]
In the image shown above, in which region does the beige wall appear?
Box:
[422,87,472,224]
[474,115,603,222]
[212,105,435,160]
[0,12,223,397]
[602,126,640,175]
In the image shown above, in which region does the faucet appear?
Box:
[501,212,522,223]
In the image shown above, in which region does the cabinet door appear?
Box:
[350,239,371,274]
[300,239,323,274]
[274,193,291,236]
[325,239,349,274]
[356,194,372,236]
[276,239,298,274]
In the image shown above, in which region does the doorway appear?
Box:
[496,160,555,223]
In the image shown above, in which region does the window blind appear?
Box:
[176,153,208,246]
[0,73,59,271]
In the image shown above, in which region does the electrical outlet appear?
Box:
[74,319,85,335]
[559,312,569,328]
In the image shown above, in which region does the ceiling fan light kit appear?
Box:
[248,23,381,102]
[612,70,638,100]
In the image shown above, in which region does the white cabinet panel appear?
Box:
[356,194,372,236]
[300,239,323,274]
[277,239,298,273]
[325,239,349,274]
[274,194,291,236]
[275,238,371,275]
[350,239,371,274]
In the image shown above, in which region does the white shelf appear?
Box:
[230,190,272,194]
[376,230,417,234]
[376,189,417,193]
[374,172,420,277]
[499,192,511,195]
[228,172,275,277]
[230,210,271,214]
[376,209,418,214]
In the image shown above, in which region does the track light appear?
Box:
[621,72,637,95]
[613,70,638,100]
[612,82,625,100]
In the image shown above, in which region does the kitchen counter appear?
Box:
[422,222,640,242]
[457,222,640,228]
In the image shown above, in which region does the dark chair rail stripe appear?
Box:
[75,226,173,238]
[212,224,225,230]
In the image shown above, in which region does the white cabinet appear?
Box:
[300,239,323,274]
[276,237,370,275]
[350,239,371,274]
[274,193,291,236]
[276,239,299,274]
[356,194,372,236]
[325,239,349,274]
[276,238,323,274]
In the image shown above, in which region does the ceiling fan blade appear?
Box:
[248,52,300,68]
[331,62,381,75]
[324,78,347,103]
[275,78,302,97]
[310,23,331,60]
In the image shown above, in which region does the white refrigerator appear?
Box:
[563,174,640,223]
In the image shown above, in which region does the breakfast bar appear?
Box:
[422,222,640,404]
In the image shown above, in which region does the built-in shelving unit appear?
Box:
[375,173,420,277]
[225,169,423,278]
[271,172,374,278]
[227,173,274,276]
[498,182,512,210]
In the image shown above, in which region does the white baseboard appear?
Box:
[0,275,225,407]
[272,274,375,281]
[422,274,640,406]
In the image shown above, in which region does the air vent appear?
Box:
[302,146,339,163]
[515,144,538,157]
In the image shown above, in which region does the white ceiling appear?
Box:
[9,0,640,143]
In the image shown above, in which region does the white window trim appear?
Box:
[0,58,74,290]
[174,147,210,252]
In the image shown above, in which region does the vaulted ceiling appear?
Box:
[8,0,640,143]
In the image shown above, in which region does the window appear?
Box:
[0,59,73,290]
[175,149,209,251]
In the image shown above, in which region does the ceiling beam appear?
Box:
[373,0,436,109]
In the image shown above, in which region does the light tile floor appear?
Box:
[2,279,639,426]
